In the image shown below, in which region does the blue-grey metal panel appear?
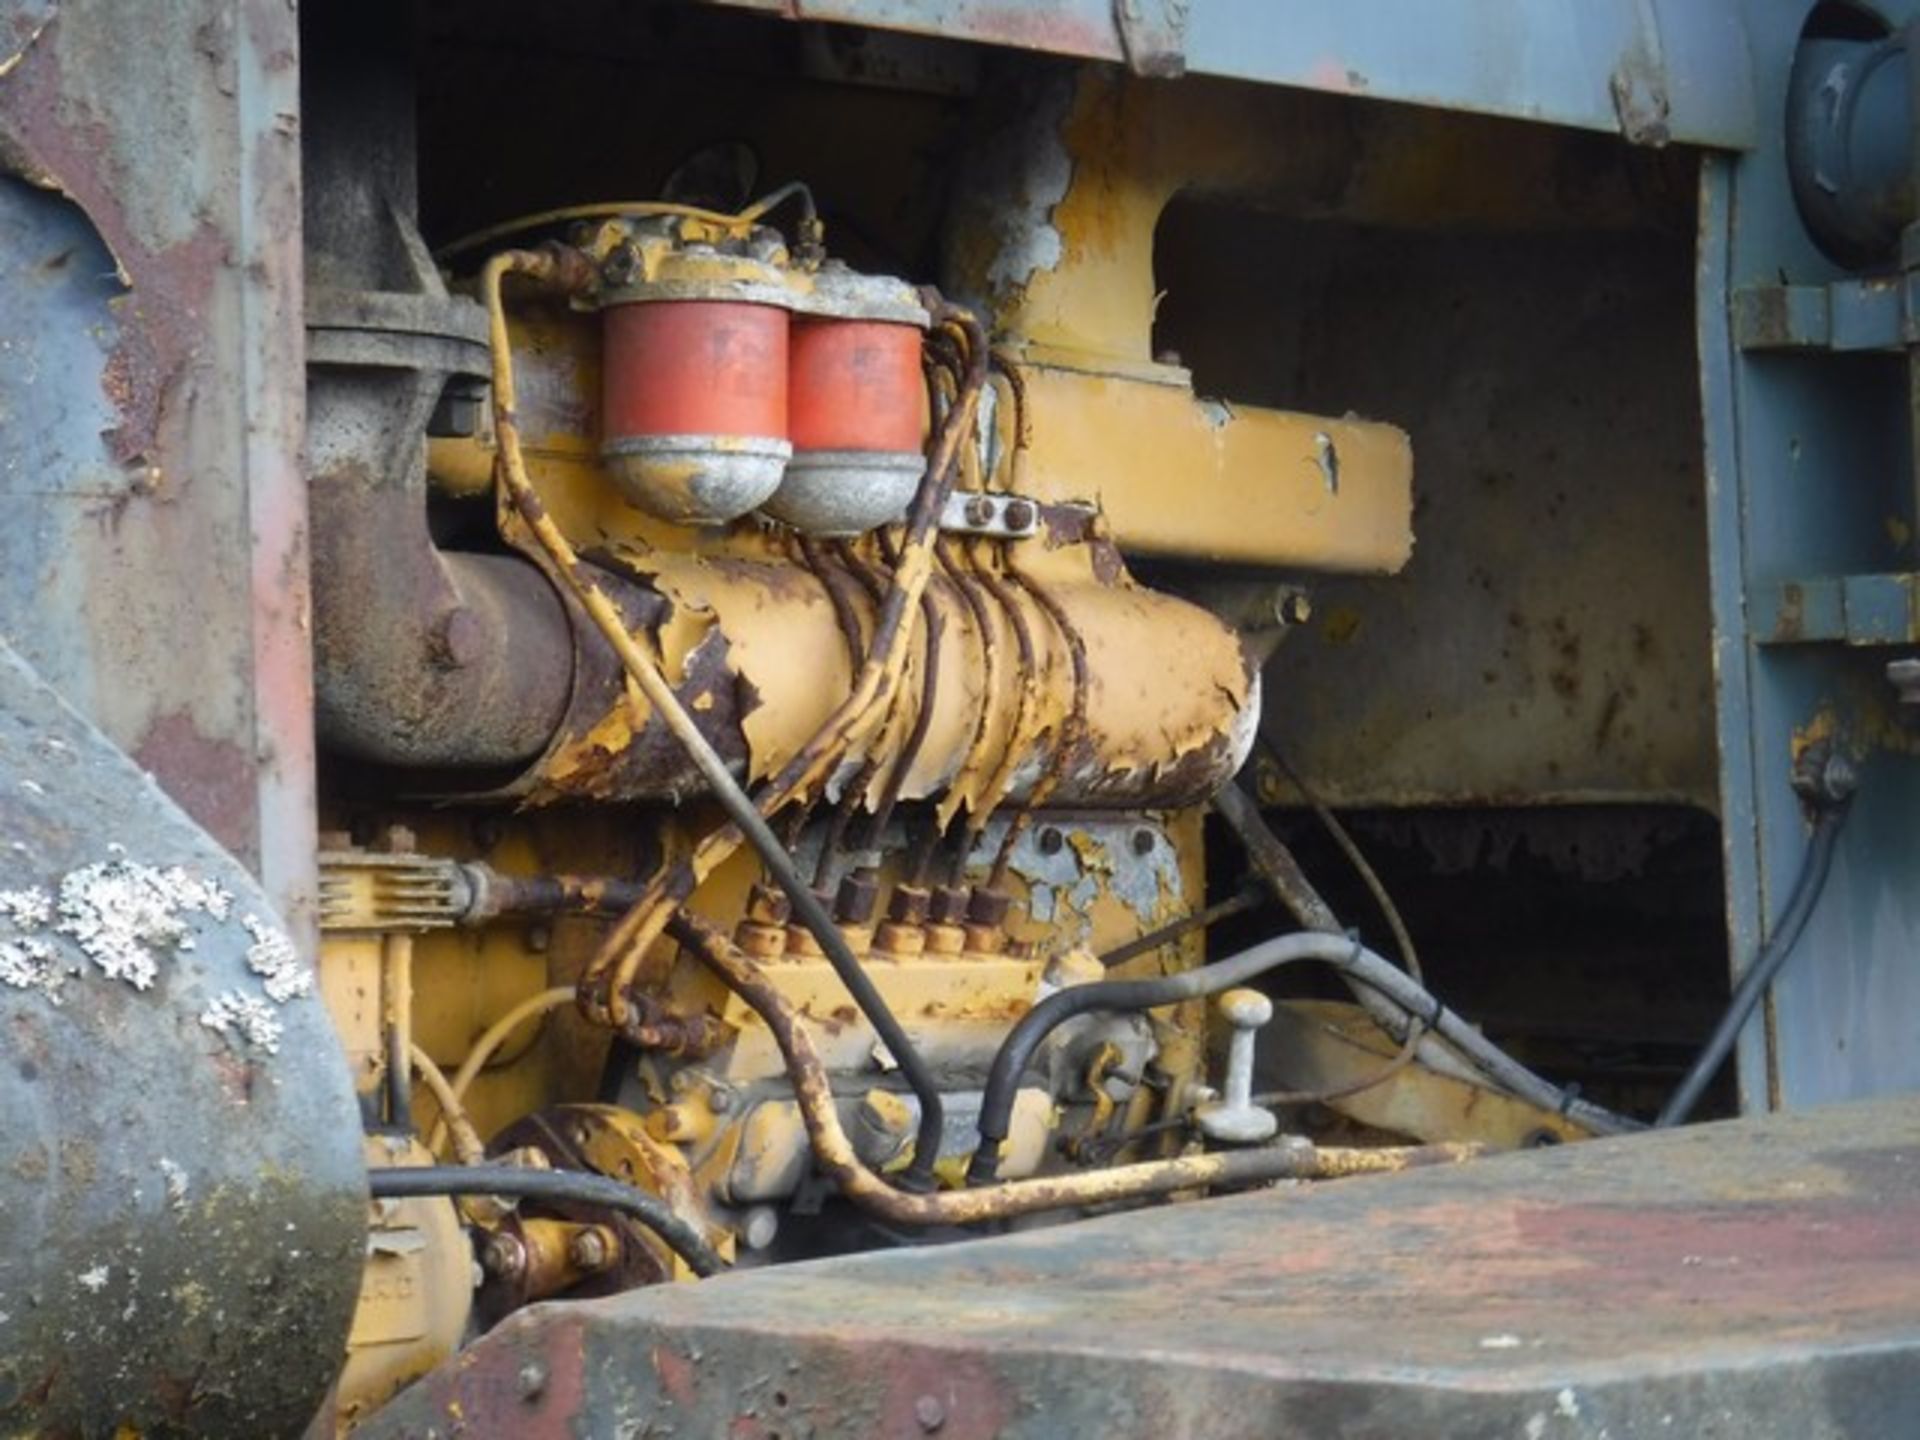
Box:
[1699,1,1920,1110]
[704,0,1758,148]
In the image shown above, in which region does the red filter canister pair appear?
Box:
[600,250,925,533]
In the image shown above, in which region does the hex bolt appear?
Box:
[1002,498,1037,531]
[481,1231,528,1280]
[1195,988,1278,1144]
[568,1228,612,1272]
[963,494,996,528]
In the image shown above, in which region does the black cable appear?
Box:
[367,1165,727,1278]
[968,926,1640,1184]
[1096,884,1265,968]
[967,932,1354,1185]
[1655,810,1846,1128]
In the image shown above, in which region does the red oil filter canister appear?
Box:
[598,225,795,525]
[763,264,927,536]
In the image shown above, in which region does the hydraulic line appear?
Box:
[1250,738,1426,1107]
[1215,779,1497,1091]
[367,1165,726,1278]
[1656,808,1847,1128]
[481,248,957,1188]
[968,928,1637,1185]
[1096,884,1266,968]
[408,1043,485,1166]
[668,912,1479,1226]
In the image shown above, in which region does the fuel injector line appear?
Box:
[1656,807,1847,1128]
[667,912,1479,1224]
[967,929,1638,1185]
[367,1165,726,1277]
[481,247,953,1189]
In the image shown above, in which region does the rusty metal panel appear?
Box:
[368,1097,1920,1438]
[699,0,1757,149]
[0,0,316,938]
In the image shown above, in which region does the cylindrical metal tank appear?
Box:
[598,229,796,525]
[0,642,366,1437]
[765,264,928,535]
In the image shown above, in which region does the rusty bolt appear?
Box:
[887,884,931,924]
[963,494,996,528]
[1273,587,1313,626]
[600,244,640,288]
[569,1228,613,1272]
[746,882,792,927]
[430,606,487,671]
[914,1394,947,1432]
[1002,498,1037,531]
[929,885,971,925]
[835,868,881,924]
[481,1231,527,1280]
[966,888,1011,927]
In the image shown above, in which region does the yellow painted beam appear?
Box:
[1018,363,1413,572]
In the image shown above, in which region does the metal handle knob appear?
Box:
[1196,987,1278,1144]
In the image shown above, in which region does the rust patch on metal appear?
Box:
[131,711,254,860]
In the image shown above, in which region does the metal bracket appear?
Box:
[1759,573,1920,647]
[939,489,1041,539]
[1733,279,1910,353]
[1112,0,1188,79]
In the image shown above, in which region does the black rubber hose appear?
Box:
[1655,810,1846,1128]
[966,933,1352,1186]
[969,930,1639,1184]
[367,1165,727,1278]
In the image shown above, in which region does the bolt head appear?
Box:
[569,1229,612,1271]
[1002,498,1037,531]
[482,1231,527,1278]
[914,1394,947,1432]
[432,606,487,670]
[742,1204,780,1251]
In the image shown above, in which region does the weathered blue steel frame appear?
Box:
[1699,0,1920,1109]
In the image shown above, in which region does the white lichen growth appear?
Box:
[199,989,284,1055]
[0,886,52,928]
[1,852,302,1056]
[76,1265,109,1293]
[50,849,233,989]
[241,912,310,1002]
[0,934,65,999]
